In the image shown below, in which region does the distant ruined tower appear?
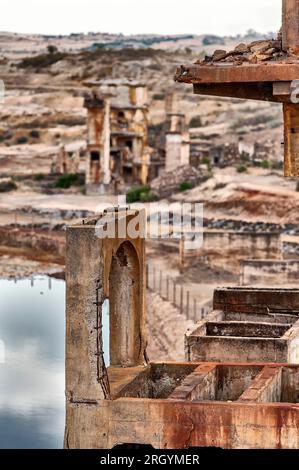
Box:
[84,90,111,193]
[165,92,190,172]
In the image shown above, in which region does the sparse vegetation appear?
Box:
[16,136,28,144]
[231,114,276,130]
[34,173,45,181]
[202,35,225,46]
[18,51,68,69]
[47,45,58,55]
[30,130,40,139]
[55,173,80,189]
[126,185,156,203]
[202,156,210,166]
[179,181,193,192]
[261,160,271,169]
[189,116,203,128]
[0,179,17,192]
[237,164,248,173]
[152,93,165,101]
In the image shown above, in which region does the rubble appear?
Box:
[151,165,204,198]
[197,38,285,66]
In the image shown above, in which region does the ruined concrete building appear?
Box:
[64,1,299,449]
[175,0,299,177]
[164,92,190,172]
[52,138,85,175]
[65,209,299,449]
[84,80,152,193]
[186,288,299,363]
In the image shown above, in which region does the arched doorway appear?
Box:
[109,242,141,367]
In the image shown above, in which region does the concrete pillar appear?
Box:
[165,132,183,172]
[282,0,299,55]
[129,85,148,107]
[102,99,111,186]
[165,92,178,115]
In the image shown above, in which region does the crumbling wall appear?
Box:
[242,259,299,285]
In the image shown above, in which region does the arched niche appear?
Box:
[108,241,141,367]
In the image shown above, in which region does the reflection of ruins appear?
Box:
[84,80,161,193]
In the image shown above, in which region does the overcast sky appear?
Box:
[1,0,282,36]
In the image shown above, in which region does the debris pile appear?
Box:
[151,165,204,198]
[197,38,288,66]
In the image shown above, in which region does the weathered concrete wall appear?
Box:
[165,132,183,172]
[66,362,299,449]
[186,288,299,364]
[202,231,281,272]
[65,210,147,448]
[214,287,299,314]
[242,259,299,285]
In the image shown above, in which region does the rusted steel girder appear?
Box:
[284,103,299,175]
[175,0,299,177]
[282,0,299,55]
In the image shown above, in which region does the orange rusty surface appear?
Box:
[66,361,299,448]
[282,0,299,54]
[175,63,299,85]
[104,362,299,449]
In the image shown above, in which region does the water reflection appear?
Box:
[0,277,65,449]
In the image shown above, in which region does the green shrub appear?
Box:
[189,116,203,128]
[237,164,248,173]
[126,185,151,203]
[0,180,17,192]
[55,173,80,189]
[34,173,45,181]
[201,156,210,166]
[179,181,193,192]
[30,130,40,139]
[261,159,271,169]
[202,35,225,46]
[18,52,67,69]
[16,136,28,144]
[152,93,165,100]
[47,45,58,55]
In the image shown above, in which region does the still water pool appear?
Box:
[0,276,110,448]
[0,276,65,448]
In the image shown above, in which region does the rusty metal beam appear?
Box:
[282,0,299,55]
[283,103,299,176]
[193,82,291,103]
[175,63,299,85]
